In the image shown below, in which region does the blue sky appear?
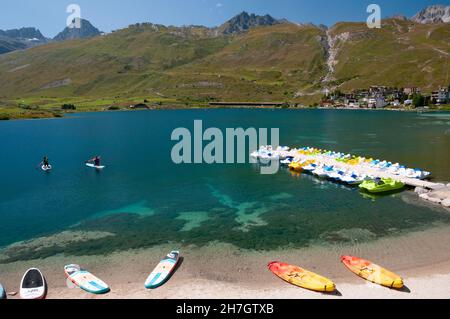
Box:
[0,0,447,37]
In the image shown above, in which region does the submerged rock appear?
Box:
[428,197,442,204]
[319,228,377,244]
[419,193,430,200]
[0,231,115,263]
[442,199,450,207]
[415,187,429,195]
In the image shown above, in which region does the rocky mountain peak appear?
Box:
[218,11,283,35]
[412,4,450,24]
[53,19,102,41]
[0,27,46,41]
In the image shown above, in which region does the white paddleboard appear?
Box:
[0,283,6,299]
[41,165,52,171]
[64,264,110,294]
[86,163,105,169]
[20,268,46,299]
[145,251,180,289]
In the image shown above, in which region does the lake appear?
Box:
[1,109,450,262]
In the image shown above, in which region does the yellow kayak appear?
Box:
[268,262,336,292]
[341,256,404,289]
[289,162,303,172]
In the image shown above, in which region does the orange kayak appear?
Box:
[341,256,404,289]
[268,262,336,292]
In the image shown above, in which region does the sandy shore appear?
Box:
[1,224,450,299]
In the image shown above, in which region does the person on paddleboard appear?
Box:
[39,156,51,169]
[87,156,101,167]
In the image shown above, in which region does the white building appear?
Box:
[391,100,401,107]
[344,98,360,108]
[432,87,449,104]
[368,97,388,109]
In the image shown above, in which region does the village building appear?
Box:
[431,87,449,104]
[404,99,413,106]
[321,85,447,109]
[403,87,421,96]
[391,100,401,107]
[369,86,388,96]
[368,97,388,109]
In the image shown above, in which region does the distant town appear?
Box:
[320,85,450,109]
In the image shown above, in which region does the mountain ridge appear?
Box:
[0,27,46,41]
[0,6,448,111]
[216,11,285,35]
[0,27,48,54]
[1,5,448,55]
[0,19,103,54]
[53,18,102,41]
[412,4,450,24]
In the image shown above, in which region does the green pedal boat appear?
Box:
[359,178,405,193]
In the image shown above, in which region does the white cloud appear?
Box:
[216,3,223,8]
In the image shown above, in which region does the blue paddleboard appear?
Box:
[145,251,180,289]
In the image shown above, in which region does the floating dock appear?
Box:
[253,146,450,210]
[294,152,444,190]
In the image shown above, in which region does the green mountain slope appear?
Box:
[328,19,449,91]
[165,23,328,101]
[0,23,327,105]
[0,17,448,115]
[0,24,230,98]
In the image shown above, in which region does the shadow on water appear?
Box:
[287,168,359,191]
[359,188,408,201]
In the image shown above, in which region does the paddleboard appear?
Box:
[41,165,52,171]
[0,283,6,299]
[268,262,336,292]
[20,268,46,299]
[145,251,180,289]
[64,264,110,294]
[341,256,404,289]
[86,163,105,169]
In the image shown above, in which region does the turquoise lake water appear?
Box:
[1,109,450,261]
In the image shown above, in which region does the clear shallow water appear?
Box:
[1,109,450,261]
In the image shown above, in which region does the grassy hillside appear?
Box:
[165,23,327,102]
[329,19,450,91]
[0,24,230,98]
[0,23,326,104]
[0,19,449,119]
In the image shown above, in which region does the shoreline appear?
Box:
[1,105,449,122]
[2,224,450,299]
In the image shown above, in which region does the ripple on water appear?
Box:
[419,113,450,120]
